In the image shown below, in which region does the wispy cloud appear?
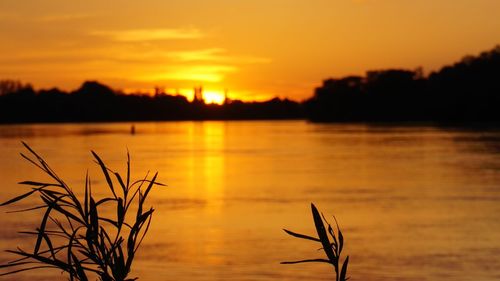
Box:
[0,12,94,23]
[91,28,205,42]
[136,65,238,82]
[167,48,271,64]
[351,0,378,4]
[37,13,94,22]
[167,48,226,62]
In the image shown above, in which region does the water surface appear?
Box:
[0,121,499,281]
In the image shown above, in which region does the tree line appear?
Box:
[1,45,499,124]
[0,81,302,123]
[306,45,500,123]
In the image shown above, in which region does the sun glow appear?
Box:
[203,91,225,105]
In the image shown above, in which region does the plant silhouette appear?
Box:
[282,203,349,281]
[0,142,165,281]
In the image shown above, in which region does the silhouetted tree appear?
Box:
[0,80,303,123]
[305,45,500,124]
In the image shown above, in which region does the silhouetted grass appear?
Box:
[282,203,349,281]
[0,142,165,281]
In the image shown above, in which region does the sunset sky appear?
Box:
[1,0,500,102]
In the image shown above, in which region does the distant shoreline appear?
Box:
[2,46,500,125]
[2,119,500,131]
[0,117,305,125]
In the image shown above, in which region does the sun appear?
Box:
[203,90,225,105]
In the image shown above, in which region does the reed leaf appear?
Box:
[280,258,332,264]
[339,256,349,281]
[91,151,117,199]
[0,143,165,281]
[283,229,321,242]
[311,204,337,264]
[0,189,38,206]
[282,203,349,281]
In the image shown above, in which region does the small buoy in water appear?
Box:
[130,125,136,135]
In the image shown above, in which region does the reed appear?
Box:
[282,203,349,281]
[0,142,165,281]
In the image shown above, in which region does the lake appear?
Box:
[0,121,499,281]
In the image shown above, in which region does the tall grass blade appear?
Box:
[91,151,116,199]
[0,143,164,281]
[281,258,332,264]
[282,203,349,281]
[283,229,321,242]
[311,203,337,263]
[339,256,349,281]
[1,190,38,206]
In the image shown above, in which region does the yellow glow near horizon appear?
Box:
[136,65,237,83]
[123,87,272,103]
[203,91,225,105]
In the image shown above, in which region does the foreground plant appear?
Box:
[282,203,349,281]
[0,142,165,281]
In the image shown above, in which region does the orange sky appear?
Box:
[1,0,500,102]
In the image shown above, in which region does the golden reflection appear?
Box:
[186,122,225,214]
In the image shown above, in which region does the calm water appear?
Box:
[0,121,500,281]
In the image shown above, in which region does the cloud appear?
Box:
[167,48,226,62]
[37,13,93,22]
[351,0,378,4]
[136,65,238,83]
[91,28,205,42]
[167,48,271,64]
[0,12,94,23]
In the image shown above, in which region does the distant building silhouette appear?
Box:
[154,86,164,96]
[223,88,231,105]
[193,86,204,104]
